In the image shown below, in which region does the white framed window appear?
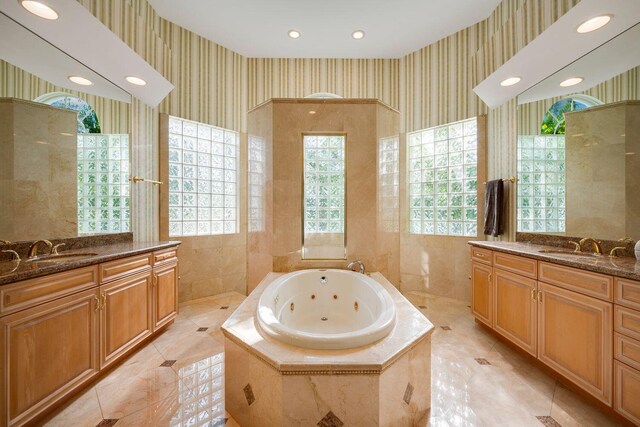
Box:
[408,118,478,237]
[167,116,239,237]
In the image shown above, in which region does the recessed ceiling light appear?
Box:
[20,1,58,20]
[68,76,93,86]
[288,29,301,39]
[126,76,147,86]
[560,77,584,87]
[577,15,612,33]
[500,77,521,87]
[309,110,316,115]
[352,30,365,40]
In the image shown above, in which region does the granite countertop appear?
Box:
[469,240,640,281]
[0,241,181,286]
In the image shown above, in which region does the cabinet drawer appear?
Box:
[154,247,178,265]
[493,252,537,279]
[615,278,640,311]
[614,361,640,425]
[615,306,640,341]
[0,266,98,317]
[539,262,612,301]
[471,246,492,265]
[99,254,152,283]
[615,333,640,371]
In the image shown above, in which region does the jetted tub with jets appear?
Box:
[256,269,396,350]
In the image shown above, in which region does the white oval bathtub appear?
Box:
[256,269,396,350]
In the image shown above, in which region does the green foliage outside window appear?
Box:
[540,98,589,135]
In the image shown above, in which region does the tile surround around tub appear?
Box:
[42,290,624,427]
[246,100,401,293]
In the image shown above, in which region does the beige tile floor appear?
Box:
[44,291,622,427]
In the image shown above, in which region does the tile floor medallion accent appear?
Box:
[440,326,452,331]
[95,420,118,427]
[243,383,256,406]
[419,305,427,309]
[403,382,414,405]
[474,358,491,365]
[317,411,344,427]
[537,415,563,427]
[220,306,229,309]
[43,290,624,426]
[160,360,176,367]
[197,327,209,332]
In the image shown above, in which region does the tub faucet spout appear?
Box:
[347,259,365,274]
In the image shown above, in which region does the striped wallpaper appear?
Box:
[4,0,586,245]
[247,58,400,112]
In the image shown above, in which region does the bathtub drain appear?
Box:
[321,317,328,321]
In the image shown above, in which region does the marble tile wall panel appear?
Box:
[0,99,78,242]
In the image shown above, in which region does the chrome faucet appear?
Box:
[579,237,602,255]
[347,259,365,274]
[27,240,53,259]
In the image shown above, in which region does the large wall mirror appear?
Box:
[302,133,347,259]
[516,23,640,241]
[0,15,132,242]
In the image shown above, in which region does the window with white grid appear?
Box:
[303,135,345,234]
[408,118,478,237]
[77,134,130,234]
[167,116,239,237]
[378,136,399,233]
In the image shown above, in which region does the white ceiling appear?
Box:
[147,0,502,58]
[473,0,640,109]
[518,23,640,105]
[0,0,174,106]
[0,12,131,103]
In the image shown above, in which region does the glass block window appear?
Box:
[77,134,130,234]
[167,116,239,237]
[408,118,478,237]
[303,135,345,234]
[248,136,265,233]
[378,136,399,233]
[517,135,566,233]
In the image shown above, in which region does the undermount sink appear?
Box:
[26,253,98,263]
[538,250,600,257]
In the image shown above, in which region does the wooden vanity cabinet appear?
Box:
[613,276,640,424]
[0,287,100,427]
[152,259,179,331]
[537,281,612,404]
[0,246,179,427]
[493,268,538,356]
[99,271,153,369]
[470,246,615,407]
[471,261,493,327]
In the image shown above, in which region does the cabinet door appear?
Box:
[100,271,152,369]
[494,269,538,356]
[615,361,640,425]
[153,261,178,331]
[471,261,493,327]
[538,282,612,405]
[0,288,100,427]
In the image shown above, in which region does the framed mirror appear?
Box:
[301,133,347,259]
[516,23,640,241]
